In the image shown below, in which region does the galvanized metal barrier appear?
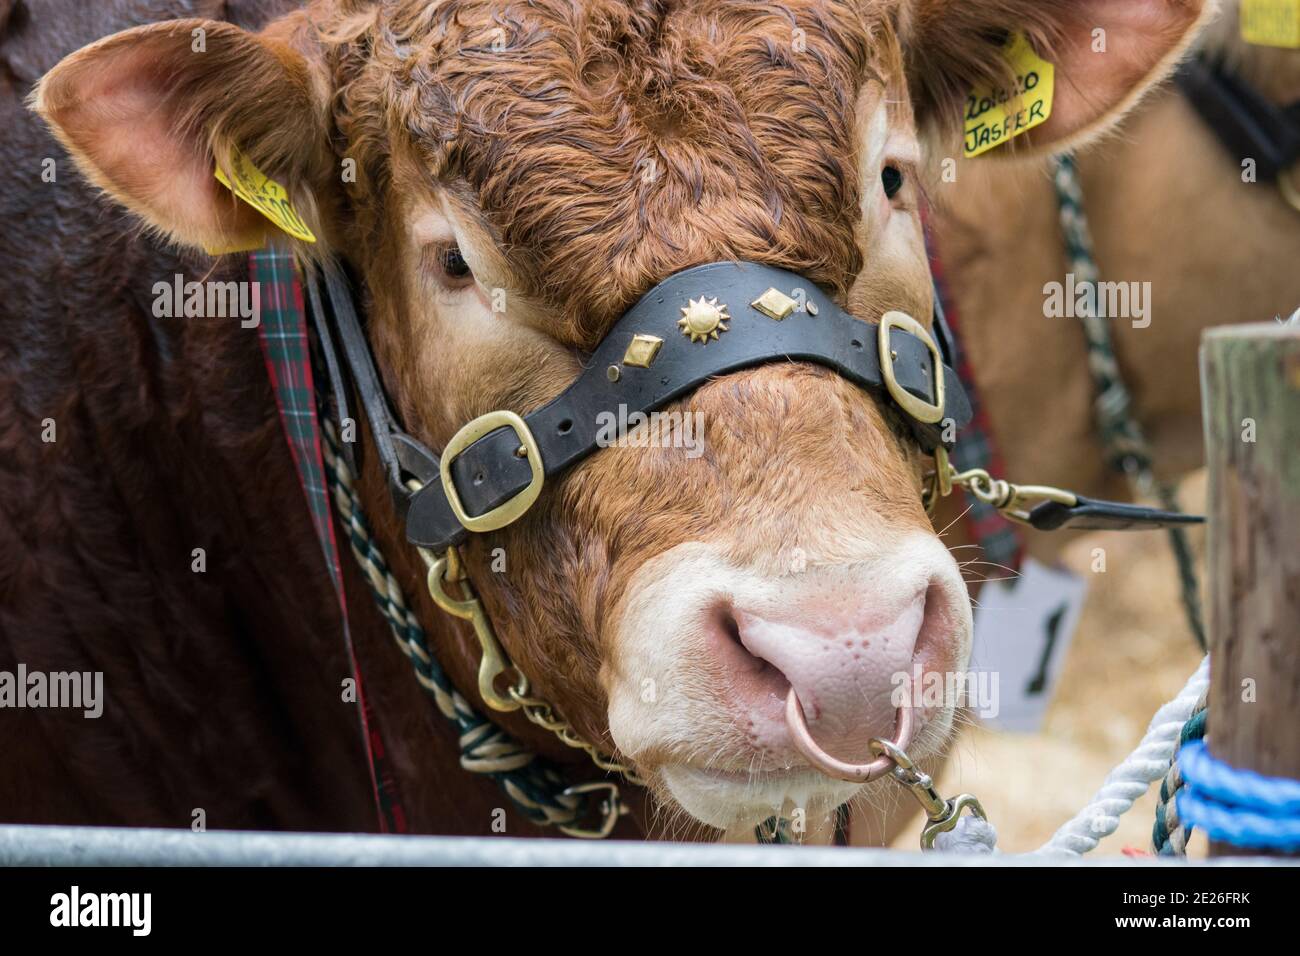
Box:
[1,825,1295,866]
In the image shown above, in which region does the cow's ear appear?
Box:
[897,0,1212,155]
[33,17,334,253]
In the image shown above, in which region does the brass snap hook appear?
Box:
[923,446,953,516]
[421,546,524,713]
[557,781,628,840]
[948,466,1078,526]
[868,737,990,851]
[918,793,989,850]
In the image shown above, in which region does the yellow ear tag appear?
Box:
[963,33,1056,158]
[202,236,266,256]
[213,147,318,244]
[1241,0,1300,48]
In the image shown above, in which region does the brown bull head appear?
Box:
[36,0,1208,832]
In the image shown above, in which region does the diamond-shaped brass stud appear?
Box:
[623,334,663,368]
[751,287,798,321]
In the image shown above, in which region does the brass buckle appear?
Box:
[440,410,544,534]
[878,310,945,425]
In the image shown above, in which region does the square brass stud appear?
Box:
[751,288,798,321]
[623,334,664,368]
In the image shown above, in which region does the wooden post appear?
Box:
[1200,322,1300,857]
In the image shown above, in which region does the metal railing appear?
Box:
[2,824,1295,866]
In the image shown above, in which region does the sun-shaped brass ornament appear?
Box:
[678,296,730,344]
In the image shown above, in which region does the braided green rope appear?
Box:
[319,417,593,831]
[1052,155,1206,651]
[1153,694,1208,855]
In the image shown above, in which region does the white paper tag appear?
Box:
[968,558,1088,732]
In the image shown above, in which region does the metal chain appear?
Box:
[418,546,645,787]
[507,686,647,784]
[320,417,631,837]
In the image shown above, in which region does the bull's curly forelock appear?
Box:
[314,0,901,342]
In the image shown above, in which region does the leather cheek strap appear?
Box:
[1176,55,1300,181]
[403,261,972,551]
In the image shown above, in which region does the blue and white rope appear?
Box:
[1034,655,1211,856]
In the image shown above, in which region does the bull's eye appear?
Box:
[438,244,472,280]
[882,165,905,200]
[427,242,474,289]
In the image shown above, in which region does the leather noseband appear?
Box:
[306,257,1199,552]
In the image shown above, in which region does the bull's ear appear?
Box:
[898,0,1213,155]
[32,17,333,252]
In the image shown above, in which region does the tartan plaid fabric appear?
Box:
[250,250,344,592]
[927,244,1024,576]
[250,248,398,832]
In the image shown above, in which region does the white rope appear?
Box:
[930,655,1210,856]
[933,815,998,854]
[1032,655,1210,856]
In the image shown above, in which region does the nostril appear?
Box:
[715,605,787,686]
[720,607,742,646]
[914,580,953,668]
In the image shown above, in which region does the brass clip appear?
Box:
[923,446,953,516]
[422,546,524,712]
[871,737,991,851]
[419,546,646,787]
[928,461,1078,527]
[919,793,990,850]
[557,781,629,840]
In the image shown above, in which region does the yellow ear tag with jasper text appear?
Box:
[1241,0,1300,47]
[213,147,317,244]
[964,33,1055,158]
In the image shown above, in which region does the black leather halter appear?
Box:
[1175,54,1300,182]
[306,258,1199,552]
